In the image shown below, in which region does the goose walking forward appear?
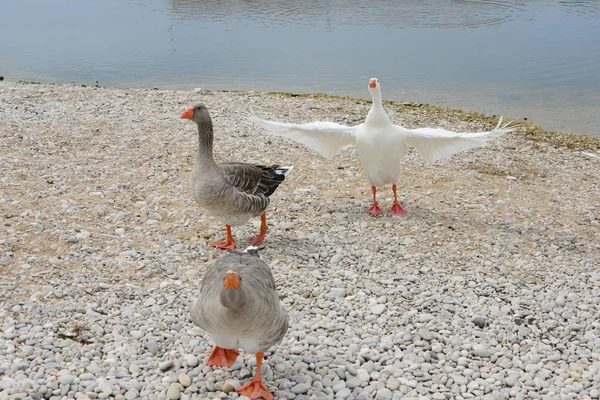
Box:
[190,246,288,400]
[181,105,293,249]
[249,78,514,216]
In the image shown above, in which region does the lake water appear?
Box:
[1,0,599,137]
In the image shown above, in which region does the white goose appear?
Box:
[249,78,514,216]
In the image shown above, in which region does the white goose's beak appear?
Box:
[369,78,377,89]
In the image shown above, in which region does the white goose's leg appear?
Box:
[390,184,407,215]
[365,186,383,217]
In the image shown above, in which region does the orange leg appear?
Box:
[390,184,406,215]
[237,352,273,400]
[206,345,239,367]
[248,212,268,246]
[211,225,236,250]
[365,186,383,217]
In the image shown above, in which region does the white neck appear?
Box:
[366,88,390,124]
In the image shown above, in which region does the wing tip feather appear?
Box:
[275,166,294,176]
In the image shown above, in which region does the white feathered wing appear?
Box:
[247,116,359,159]
[402,117,515,164]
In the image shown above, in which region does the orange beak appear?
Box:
[180,107,194,119]
[223,270,240,289]
[369,79,377,89]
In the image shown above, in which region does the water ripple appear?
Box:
[169,0,533,29]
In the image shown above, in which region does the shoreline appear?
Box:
[1,81,599,400]
[10,79,600,150]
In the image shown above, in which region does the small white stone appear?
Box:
[167,383,182,400]
[76,230,91,240]
[130,330,143,339]
[375,388,393,400]
[472,344,491,358]
[178,373,191,388]
[183,354,199,367]
[356,369,370,382]
[330,254,342,264]
[371,304,385,315]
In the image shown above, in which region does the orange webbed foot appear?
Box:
[390,201,406,215]
[210,240,236,250]
[248,234,266,246]
[206,346,239,367]
[237,379,274,400]
[366,203,383,217]
[211,225,236,250]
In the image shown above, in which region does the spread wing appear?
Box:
[401,117,515,164]
[248,115,359,159]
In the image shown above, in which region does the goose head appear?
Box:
[367,77,383,104]
[180,104,212,125]
[369,78,380,90]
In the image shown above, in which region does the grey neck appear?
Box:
[220,286,247,311]
[196,119,215,163]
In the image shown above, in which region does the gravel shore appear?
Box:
[1,81,600,400]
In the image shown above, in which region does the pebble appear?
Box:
[147,341,160,356]
[472,316,487,328]
[221,383,235,393]
[178,374,191,388]
[291,383,310,394]
[417,328,433,341]
[330,254,343,264]
[336,387,352,398]
[58,375,75,385]
[371,304,386,315]
[472,344,491,358]
[376,388,393,400]
[183,354,199,367]
[158,360,173,371]
[357,369,370,383]
[167,383,182,400]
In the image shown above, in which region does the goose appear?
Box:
[180,104,293,249]
[249,78,514,216]
[190,246,288,400]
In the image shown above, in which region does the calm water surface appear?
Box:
[1,0,599,136]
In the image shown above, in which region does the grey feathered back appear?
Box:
[190,248,288,352]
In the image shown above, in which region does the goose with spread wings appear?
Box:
[249,78,514,216]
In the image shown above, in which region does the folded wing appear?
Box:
[220,163,292,198]
[402,117,515,164]
[248,115,359,159]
